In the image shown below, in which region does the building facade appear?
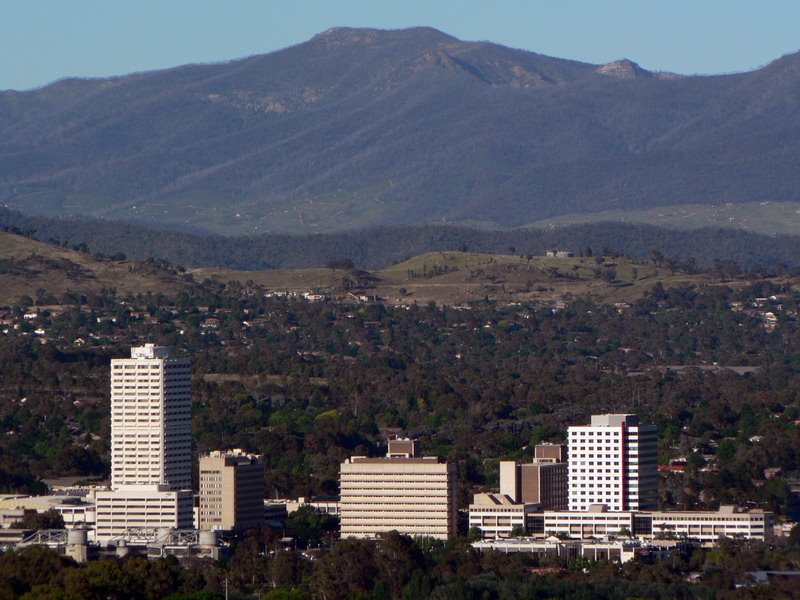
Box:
[473,537,671,564]
[95,490,194,542]
[531,504,772,543]
[108,344,192,489]
[285,496,341,516]
[198,450,265,532]
[470,414,772,547]
[95,344,194,544]
[499,444,568,510]
[468,493,539,538]
[568,414,658,511]
[0,495,96,530]
[340,439,456,540]
[468,503,773,543]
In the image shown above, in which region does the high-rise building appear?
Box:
[567,414,658,512]
[95,344,194,544]
[498,444,568,510]
[198,450,265,532]
[340,439,456,540]
[107,343,192,489]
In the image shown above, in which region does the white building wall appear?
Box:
[468,496,536,539]
[499,461,519,500]
[100,344,194,545]
[536,507,771,542]
[110,344,192,490]
[95,489,194,544]
[340,458,456,540]
[568,414,658,511]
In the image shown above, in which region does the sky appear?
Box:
[2,0,800,91]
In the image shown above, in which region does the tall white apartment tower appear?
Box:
[567,414,658,512]
[95,344,194,544]
[109,343,192,489]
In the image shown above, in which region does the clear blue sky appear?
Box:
[2,0,799,90]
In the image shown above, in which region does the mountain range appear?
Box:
[2,27,800,235]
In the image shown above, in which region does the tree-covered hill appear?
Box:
[3,207,800,271]
[2,27,800,234]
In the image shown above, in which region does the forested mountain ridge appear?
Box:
[2,27,800,234]
[3,207,800,271]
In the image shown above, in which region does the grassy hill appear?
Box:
[3,28,800,234]
[1,229,792,308]
[195,251,755,306]
[191,266,341,290]
[7,208,800,272]
[528,201,800,236]
[0,232,190,305]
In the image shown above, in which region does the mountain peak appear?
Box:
[311,27,381,46]
[3,30,800,235]
[312,26,455,47]
[595,59,651,79]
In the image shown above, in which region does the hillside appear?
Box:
[2,27,800,234]
[0,229,723,307]
[0,232,190,304]
[529,201,800,237]
[5,208,800,271]
[194,251,773,306]
[2,228,765,307]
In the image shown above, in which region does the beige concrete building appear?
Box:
[95,344,194,544]
[108,344,192,489]
[499,444,568,510]
[95,489,194,542]
[340,439,456,540]
[0,494,96,530]
[285,496,340,516]
[198,450,265,532]
[468,493,539,538]
[469,502,772,543]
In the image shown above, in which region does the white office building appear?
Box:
[533,504,772,543]
[568,414,658,511]
[340,439,457,540]
[468,493,540,539]
[95,344,194,544]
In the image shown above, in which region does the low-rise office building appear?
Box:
[95,489,194,543]
[531,504,772,543]
[468,493,540,538]
[286,495,341,516]
[340,439,456,540]
[469,503,772,544]
[473,536,672,564]
[198,449,265,532]
[0,494,96,530]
